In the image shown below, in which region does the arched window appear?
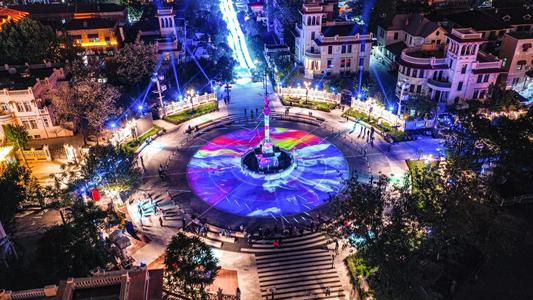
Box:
[307,17,311,26]
[472,44,477,55]
[313,16,316,25]
[461,45,466,55]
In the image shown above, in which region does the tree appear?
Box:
[404,95,437,119]
[4,124,29,167]
[487,85,522,112]
[111,41,157,89]
[78,145,141,194]
[0,163,30,226]
[164,233,220,297]
[0,18,79,65]
[50,77,120,144]
[37,201,109,280]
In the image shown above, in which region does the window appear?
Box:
[15,103,23,112]
[409,36,413,45]
[327,59,333,68]
[394,32,398,40]
[436,31,440,36]
[406,68,411,77]
[22,121,30,130]
[43,118,50,127]
[479,90,486,99]
[348,45,352,53]
[341,45,346,54]
[30,120,38,129]
[477,75,483,83]
[483,74,489,82]
[412,69,417,77]
[346,59,351,68]
[416,85,422,93]
[461,64,467,74]
[328,46,332,54]
[473,90,479,99]
[517,60,527,70]
[23,102,32,112]
[457,81,463,91]
[409,85,415,93]
[340,59,346,68]
[311,32,315,40]
[436,39,441,45]
[419,70,425,78]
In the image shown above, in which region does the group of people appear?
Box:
[158,164,169,180]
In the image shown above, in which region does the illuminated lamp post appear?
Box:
[151,72,165,116]
[304,81,311,104]
[187,89,195,113]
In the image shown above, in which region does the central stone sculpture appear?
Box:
[241,96,294,174]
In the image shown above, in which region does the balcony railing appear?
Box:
[305,50,321,58]
[428,78,452,89]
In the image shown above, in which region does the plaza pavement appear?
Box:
[128,78,443,299]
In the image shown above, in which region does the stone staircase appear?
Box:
[253,232,346,299]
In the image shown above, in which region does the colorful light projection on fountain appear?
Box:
[187,128,349,217]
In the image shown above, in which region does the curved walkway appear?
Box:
[127,79,442,299]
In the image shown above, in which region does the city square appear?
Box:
[0,0,532,299]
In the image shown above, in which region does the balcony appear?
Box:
[428,78,451,90]
[305,50,321,58]
[400,48,447,68]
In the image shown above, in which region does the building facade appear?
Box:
[0,67,73,141]
[499,32,533,93]
[62,18,121,57]
[376,14,447,70]
[396,28,504,106]
[295,0,372,79]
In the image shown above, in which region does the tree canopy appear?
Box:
[0,18,79,65]
[0,163,30,225]
[37,201,109,280]
[50,77,120,144]
[110,40,157,89]
[78,144,141,194]
[164,232,220,297]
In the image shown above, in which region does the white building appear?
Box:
[499,32,533,94]
[295,0,372,79]
[376,13,447,70]
[395,28,504,107]
[0,67,73,141]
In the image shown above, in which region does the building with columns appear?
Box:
[295,0,372,79]
[396,28,504,107]
[0,66,73,141]
[499,31,533,96]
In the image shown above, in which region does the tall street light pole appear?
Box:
[304,81,310,105]
[152,72,165,117]
[188,89,195,113]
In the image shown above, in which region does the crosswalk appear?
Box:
[253,233,346,299]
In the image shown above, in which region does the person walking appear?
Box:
[236,287,241,300]
[159,217,163,227]
[335,239,339,254]
[331,253,335,269]
[139,156,145,170]
[325,287,331,296]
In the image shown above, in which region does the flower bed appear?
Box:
[164,102,218,124]
[123,125,162,153]
[280,95,337,112]
[344,108,408,142]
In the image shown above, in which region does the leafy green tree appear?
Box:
[404,95,437,119]
[0,18,79,65]
[110,40,157,89]
[487,85,522,112]
[164,233,220,297]
[0,163,30,225]
[79,145,141,194]
[37,201,108,280]
[4,124,29,167]
[50,77,120,144]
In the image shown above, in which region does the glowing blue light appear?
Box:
[315,85,319,89]
[357,93,362,99]
[110,122,117,128]
[137,104,144,111]
[332,87,336,92]
[178,95,183,100]
[388,106,394,111]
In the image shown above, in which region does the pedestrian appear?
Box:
[158,164,164,178]
[236,287,241,300]
[167,189,172,201]
[159,217,163,227]
[273,239,279,248]
[331,254,335,269]
[341,105,345,112]
[217,288,223,300]
[140,156,145,170]
[335,239,339,254]
[240,224,244,233]
[325,287,331,296]
[195,125,199,131]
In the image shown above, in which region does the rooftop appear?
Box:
[506,31,533,40]
[9,3,125,15]
[321,23,360,37]
[0,66,61,90]
[379,13,441,38]
[444,9,510,31]
[64,18,117,30]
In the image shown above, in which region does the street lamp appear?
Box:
[304,81,311,104]
[397,80,410,117]
[188,88,195,113]
[151,73,165,116]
